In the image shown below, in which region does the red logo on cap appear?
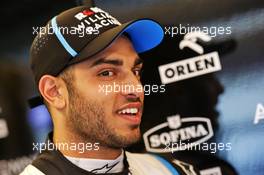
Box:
[82,10,95,16]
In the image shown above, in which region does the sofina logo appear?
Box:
[143,115,214,153]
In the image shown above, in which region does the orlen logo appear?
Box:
[143,115,213,153]
[158,31,221,84]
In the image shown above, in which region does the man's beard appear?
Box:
[66,86,141,149]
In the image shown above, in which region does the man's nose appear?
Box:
[120,73,144,99]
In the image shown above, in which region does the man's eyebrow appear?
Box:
[134,57,143,67]
[89,58,123,68]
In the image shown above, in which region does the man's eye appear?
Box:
[98,70,114,77]
[134,69,142,76]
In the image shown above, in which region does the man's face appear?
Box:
[65,36,144,148]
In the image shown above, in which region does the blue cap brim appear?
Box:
[123,19,164,53]
[72,19,164,64]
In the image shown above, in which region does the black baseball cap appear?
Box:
[30,5,164,83]
[29,5,164,108]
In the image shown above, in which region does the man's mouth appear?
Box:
[116,103,142,124]
[117,108,139,115]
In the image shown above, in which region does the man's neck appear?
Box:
[65,150,125,174]
[53,129,122,160]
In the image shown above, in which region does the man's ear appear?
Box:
[38,75,66,109]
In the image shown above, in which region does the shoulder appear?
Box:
[125,152,180,175]
[20,164,45,175]
[19,149,67,175]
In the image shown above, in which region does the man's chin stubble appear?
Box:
[66,85,142,149]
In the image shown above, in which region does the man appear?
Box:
[21,5,193,175]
